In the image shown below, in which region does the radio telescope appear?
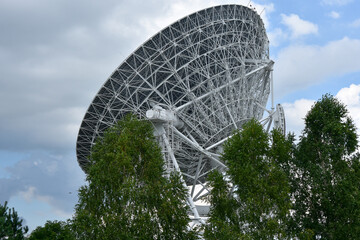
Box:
[76,4,285,225]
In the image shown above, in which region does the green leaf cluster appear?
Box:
[0,201,28,240]
[204,119,292,240]
[291,94,360,239]
[204,95,360,239]
[28,220,75,240]
[71,114,197,239]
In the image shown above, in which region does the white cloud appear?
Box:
[19,186,37,202]
[350,18,360,28]
[1,152,84,230]
[283,84,360,138]
[18,186,55,209]
[281,14,318,38]
[97,0,275,63]
[135,0,274,36]
[268,28,288,46]
[321,0,354,6]
[100,5,146,39]
[336,84,360,134]
[336,84,360,107]
[10,187,74,231]
[0,106,85,152]
[274,37,360,98]
[329,11,340,19]
[283,99,314,136]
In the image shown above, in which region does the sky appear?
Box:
[1,0,360,233]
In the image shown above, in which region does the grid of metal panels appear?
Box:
[76,4,273,198]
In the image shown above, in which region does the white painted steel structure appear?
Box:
[76,4,285,225]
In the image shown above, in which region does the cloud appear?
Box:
[336,84,360,107]
[283,84,360,138]
[269,14,317,45]
[0,2,126,152]
[129,0,274,36]
[336,84,360,135]
[98,0,273,41]
[0,107,85,152]
[282,99,314,137]
[281,14,318,38]
[329,11,340,19]
[268,28,288,47]
[350,18,360,28]
[321,0,354,6]
[274,37,360,98]
[0,152,84,214]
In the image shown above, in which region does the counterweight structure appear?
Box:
[76,4,285,225]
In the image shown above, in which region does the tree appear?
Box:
[71,115,198,239]
[0,201,28,240]
[291,94,360,239]
[204,119,292,239]
[28,220,75,240]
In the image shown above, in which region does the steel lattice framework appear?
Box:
[76,4,283,224]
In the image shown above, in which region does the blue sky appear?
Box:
[1,0,360,233]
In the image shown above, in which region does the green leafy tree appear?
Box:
[204,119,292,240]
[0,201,28,240]
[72,115,198,239]
[291,94,360,239]
[28,220,75,240]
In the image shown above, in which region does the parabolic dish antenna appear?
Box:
[76,4,285,225]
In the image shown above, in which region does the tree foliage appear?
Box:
[71,115,197,239]
[28,220,75,240]
[0,201,28,240]
[291,94,360,239]
[204,119,292,239]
